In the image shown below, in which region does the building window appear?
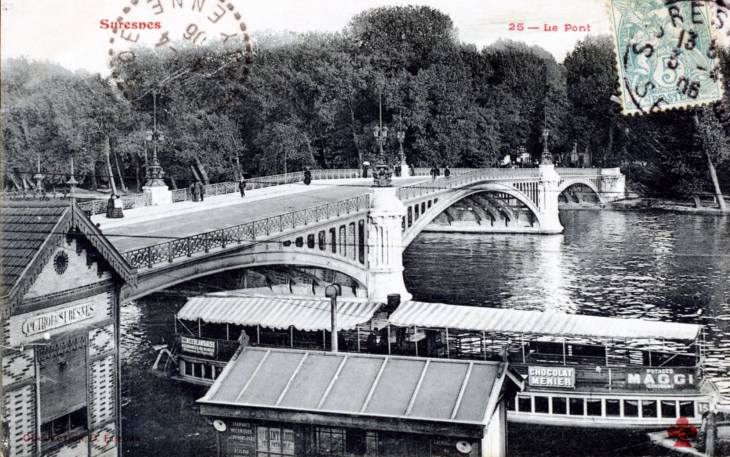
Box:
[569,398,584,416]
[257,426,295,456]
[316,427,346,455]
[41,407,87,443]
[307,234,315,249]
[552,397,567,415]
[534,396,549,414]
[364,431,381,457]
[661,400,678,418]
[587,399,602,417]
[517,396,532,413]
[642,400,658,418]
[679,401,695,418]
[605,399,621,417]
[623,400,639,417]
[506,396,516,411]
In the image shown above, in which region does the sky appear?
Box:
[1,0,611,74]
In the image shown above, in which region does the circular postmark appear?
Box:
[106,0,252,114]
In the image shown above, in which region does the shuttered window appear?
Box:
[38,334,88,422]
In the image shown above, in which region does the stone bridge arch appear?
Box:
[558,178,604,204]
[121,247,368,303]
[402,183,544,248]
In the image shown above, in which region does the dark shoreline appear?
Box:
[560,198,730,215]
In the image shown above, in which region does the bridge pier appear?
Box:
[537,164,564,234]
[367,188,412,303]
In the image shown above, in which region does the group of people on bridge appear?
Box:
[430,165,450,180]
[105,194,124,218]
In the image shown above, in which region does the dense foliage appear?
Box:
[2,6,729,197]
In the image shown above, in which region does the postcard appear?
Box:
[2,0,729,456]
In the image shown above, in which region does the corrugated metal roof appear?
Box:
[389,301,702,341]
[176,295,381,331]
[199,347,508,426]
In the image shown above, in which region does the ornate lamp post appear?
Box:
[144,91,167,186]
[33,155,45,193]
[540,110,553,165]
[66,157,78,201]
[371,93,393,187]
[396,111,408,173]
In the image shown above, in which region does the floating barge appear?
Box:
[155,292,720,429]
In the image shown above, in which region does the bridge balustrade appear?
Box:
[397,168,542,200]
[122,194,370,269]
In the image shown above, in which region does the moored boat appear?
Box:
[153,292,721,429]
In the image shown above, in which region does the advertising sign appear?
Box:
[180,336,217,357]
[227,421,256,457]
[528,366,575,388]
[626,368,697,390]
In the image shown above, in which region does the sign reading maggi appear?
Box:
[626,368,696,390]
[528,366,575,388]
[22,304,96,336]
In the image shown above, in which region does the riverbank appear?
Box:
[607,198,730,215]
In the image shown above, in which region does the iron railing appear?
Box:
[396,168,542,200]
[122,194,370,269]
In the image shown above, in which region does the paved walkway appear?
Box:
[97,176,428,253]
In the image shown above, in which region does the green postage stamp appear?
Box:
[609,0,725,114]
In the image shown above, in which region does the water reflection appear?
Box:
[404,209,730,396]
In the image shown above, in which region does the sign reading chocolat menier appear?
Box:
[528,366,575,388]
[22,304,96,336]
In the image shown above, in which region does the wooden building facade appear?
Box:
[1,201,136,457]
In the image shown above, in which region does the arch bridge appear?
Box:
[102,166,624,305]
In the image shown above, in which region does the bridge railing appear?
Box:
[554,168,602,177]
[397,168,541,200]
[121,194,370,269]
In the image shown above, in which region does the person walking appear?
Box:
[303,167,312,185]
[191,182,199,202]
[239,176,246,197]
[105,194,115,218]
[111,195,124,218]
[444,165,451,178]
[394,164,401,177]
[196,181,205,202]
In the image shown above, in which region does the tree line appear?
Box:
[2,6,729,199]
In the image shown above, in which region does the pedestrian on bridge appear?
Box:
[444,166,451,178]
[239,176,246,197]
[196,181,205,202]
[105,194,115,218]
[191,182,199,202]
[111,195,124,218]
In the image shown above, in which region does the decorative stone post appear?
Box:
[367,188,412,303]
[537,164,565,234]
[598,168,626,202]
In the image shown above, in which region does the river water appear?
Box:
[121,209,730,456]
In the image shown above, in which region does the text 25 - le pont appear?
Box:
[100,20,161,29]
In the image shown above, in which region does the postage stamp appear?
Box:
[608,0,725,114]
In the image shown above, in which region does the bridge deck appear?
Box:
[98,177,428,253]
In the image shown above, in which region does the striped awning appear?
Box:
[389,301,702,341]
[176,295,381,331]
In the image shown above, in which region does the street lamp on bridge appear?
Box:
[540,109,553,166]
[144,91,167,187]
[371,93,393,187]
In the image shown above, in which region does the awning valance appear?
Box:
[176,295,381,332]
[389,301,702,341]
